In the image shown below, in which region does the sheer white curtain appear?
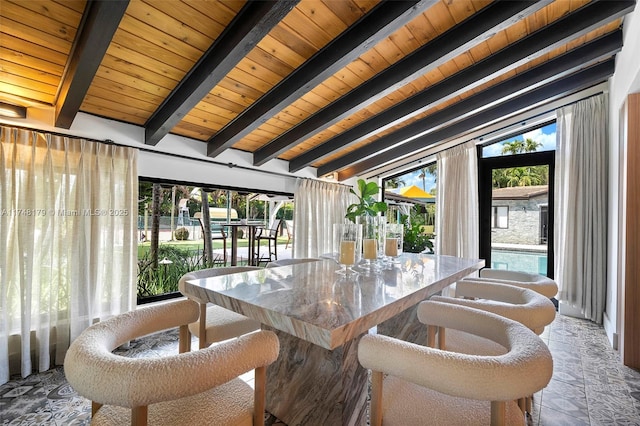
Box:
[435,141,479,259]
[0,127,138,384]
[555,93,608,323]
[293,178,352,258]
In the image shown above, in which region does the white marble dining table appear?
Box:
[183,253,484,426]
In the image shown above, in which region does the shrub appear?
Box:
[137,245,214,300]
[174,227,189,240]
[401,214,434,253]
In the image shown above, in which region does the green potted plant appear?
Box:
[345,179,387,223]
[401,214,434,253]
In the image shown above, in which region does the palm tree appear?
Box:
[149,183,162,269]
[493,138,546,187]
[384,177,405,189]
[500,138,542,155]
[201,189,213,265]
[418,167,427,191]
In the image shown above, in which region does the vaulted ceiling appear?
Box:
[0,0,635,181]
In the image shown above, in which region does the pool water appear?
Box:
[490,250,548,276]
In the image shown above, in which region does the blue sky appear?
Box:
[482,122,557,157]
[388,122,557,193]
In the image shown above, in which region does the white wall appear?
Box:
[0,109,318,194]
[606,6,640,349]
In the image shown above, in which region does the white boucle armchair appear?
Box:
[465,268,558,298]
[430,279,556,352]
[64,299,279,426]
[358,300,553,426]
[178,266,262,350]
[431,280,557,415]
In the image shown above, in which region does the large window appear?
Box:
[382,163,437,253]
[136,179,294,303]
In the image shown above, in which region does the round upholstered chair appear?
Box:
[178,266,262,350]
[358,300,553,426]
[465,268,558,298]
[431,279,557,354]
[64,299,279,426]
[431,280,556,414]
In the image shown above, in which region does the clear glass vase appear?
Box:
[333,222,362,275]
[359,215,384,273]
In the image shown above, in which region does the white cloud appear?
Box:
[523,126,556,151]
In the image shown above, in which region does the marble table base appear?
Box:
[377,302,430,346]
[265,326,368,426]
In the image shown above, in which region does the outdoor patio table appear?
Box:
[223,222,259,266]
[183,254,484,425]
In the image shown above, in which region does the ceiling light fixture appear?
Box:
[0,102,27,119]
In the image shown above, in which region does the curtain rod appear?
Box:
[296,176,352,189]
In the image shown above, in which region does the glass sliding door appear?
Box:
[477,122,556,277]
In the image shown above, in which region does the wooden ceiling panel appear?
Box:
[0,0,84,105]
[422,0,456,33]
[111,30,195,73]
[88,76,163,107]
[52,0,85,14]
[0,19,71,57]
[216,77,263,105]
[446,0,490,23]
[81,97,148,125]
[187,0,244,24]
[282,6,341,50]
[171,122,216,141]
[281,0,607,167]
[98,54,177,91]
[2,1,79,42]
[237,0,467,153]
[148,1,226,36]
[302,11,626,174]
[236,57,287,88]
[190,101,236,123]
[0,35,67,69]
[126,1,214,52]
[246,46,295,78]
[0,73,56,101]
[15,0,82,29]
[201,88,254,112]
[1,0,633,179]
[180,109,229,130]
[85,82,157,114]
[264,27,318,66]
[104,43,184,84]
[296,0,349,37]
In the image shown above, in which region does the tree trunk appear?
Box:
[201,189,213,265]
[150,183,162,269]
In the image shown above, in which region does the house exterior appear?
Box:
[491,185,548,246]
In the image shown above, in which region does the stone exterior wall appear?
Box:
[492,195,546,245]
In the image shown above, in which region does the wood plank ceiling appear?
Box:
[0,0,635,181]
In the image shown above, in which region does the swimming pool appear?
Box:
[490,250,548,276]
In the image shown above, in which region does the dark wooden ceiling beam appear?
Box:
[205,0,437,158]
[331,59,615,180]
[145,1,299,146]
[252,0,552,166]
[55,0,129,129]
[288,0,632,172]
